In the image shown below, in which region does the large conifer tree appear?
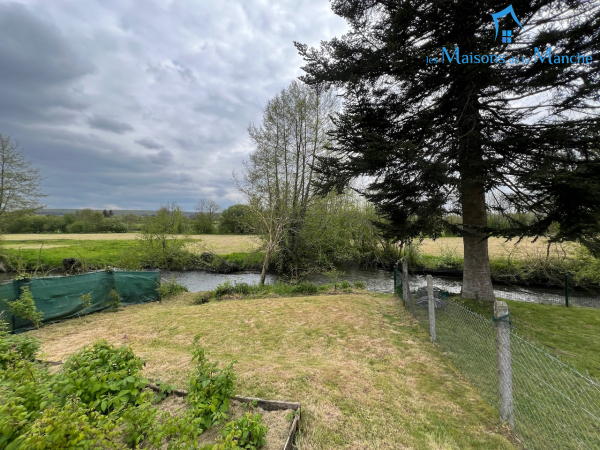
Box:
[296,0,599,300]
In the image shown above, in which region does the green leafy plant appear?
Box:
[193,292,212,305]
[108,288,122,310]
[187,336,236,430]
[218,412,267,450]
[158,276,189,300]
[154,379,177,402]
[285,410,299,422]
[57,340,147,413]
[17,399,124,450]
[78,292,92,309]
[353,281,366,289]
[8,286,43,329]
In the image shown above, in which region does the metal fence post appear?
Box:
[402,260,412,313]
[565,273,569,307]
[427,275,436,341]
[494,300,514,427]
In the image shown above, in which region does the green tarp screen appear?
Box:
[0,270,159,332]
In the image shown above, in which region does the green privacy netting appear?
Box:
[0,270,159,332]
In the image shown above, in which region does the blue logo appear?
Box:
[491,5,523,42]
[424,5,594,66]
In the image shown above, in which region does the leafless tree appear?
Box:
[235,81,339,283]
[0,133,45,231]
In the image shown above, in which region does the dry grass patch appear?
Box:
[420,237,577,260]
[186,235,259,254]
[34,293,518,449]
[2,243,69,249]
[3,233,258,255]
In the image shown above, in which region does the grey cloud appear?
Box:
[149,149,174,165]
[0,2,94,124]
[135,137,164,150]
[0,0,347,210]
[88,115,134,134]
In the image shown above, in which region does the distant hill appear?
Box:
[37,209,196,218]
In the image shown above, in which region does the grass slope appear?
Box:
[34,293,518,449]
[456,298,600,379]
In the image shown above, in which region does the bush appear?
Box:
[187,336,236,429]
[353,281,366,289]
[193,292,212,304]
[58,340,147,412]
[292,281,319,294]
[0,335,261,449]
[217,412,268,449]
[107,288,122,310]
[339,280,351,289]
[158,276,189,300]
[8,286,43,329]
[0,318,41,368]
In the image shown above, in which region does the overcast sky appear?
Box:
[0,0,347,211]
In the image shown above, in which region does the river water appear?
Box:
[161,266,600,307]
[2,266,596,307]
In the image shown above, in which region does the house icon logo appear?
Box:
[491,5,523,43]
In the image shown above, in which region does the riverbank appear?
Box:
[2,234,598,291]
[32,292,517,449]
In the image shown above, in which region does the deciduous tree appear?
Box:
[0,133,45,231]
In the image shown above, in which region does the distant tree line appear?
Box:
[3,203,255,235]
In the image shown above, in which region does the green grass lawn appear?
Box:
[1,239,138,270]
[455,298,600,379]
[0,236,261,271]
[34,292,518,449]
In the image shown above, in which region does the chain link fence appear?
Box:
[395,265,600,449]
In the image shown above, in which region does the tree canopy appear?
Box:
[296,0,600,300]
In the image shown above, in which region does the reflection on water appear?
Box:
[160,270,277,292]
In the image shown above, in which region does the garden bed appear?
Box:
[151,388,301,450]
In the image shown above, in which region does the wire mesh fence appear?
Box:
[395,266,600,449]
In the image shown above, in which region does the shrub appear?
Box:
[0,317,41,369]
[8,286,43,329]
[0,335,257,449]
[158,276,189,300]
[193,292,212,305]
[217,412,268,450]
[292,281,319,294]
[339,280,351,289]
[78,292,92,309]
[214,280,235,298]
[107,288,122,310]
[353,281,366,289]
[58,340,147,413]
[187,336,236,429]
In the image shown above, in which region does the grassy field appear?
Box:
[3,233,574,259]
[0,235,259,270]
[33,293,518,449]
[419,237,577,260]
[2,234,258,253]
[456,298,600,379]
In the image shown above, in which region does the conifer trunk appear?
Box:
[461,182,495,301]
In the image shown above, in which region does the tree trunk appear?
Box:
[461,182,495,301]
[259,243,273,286]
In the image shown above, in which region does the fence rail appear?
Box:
[395,264,600,450]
